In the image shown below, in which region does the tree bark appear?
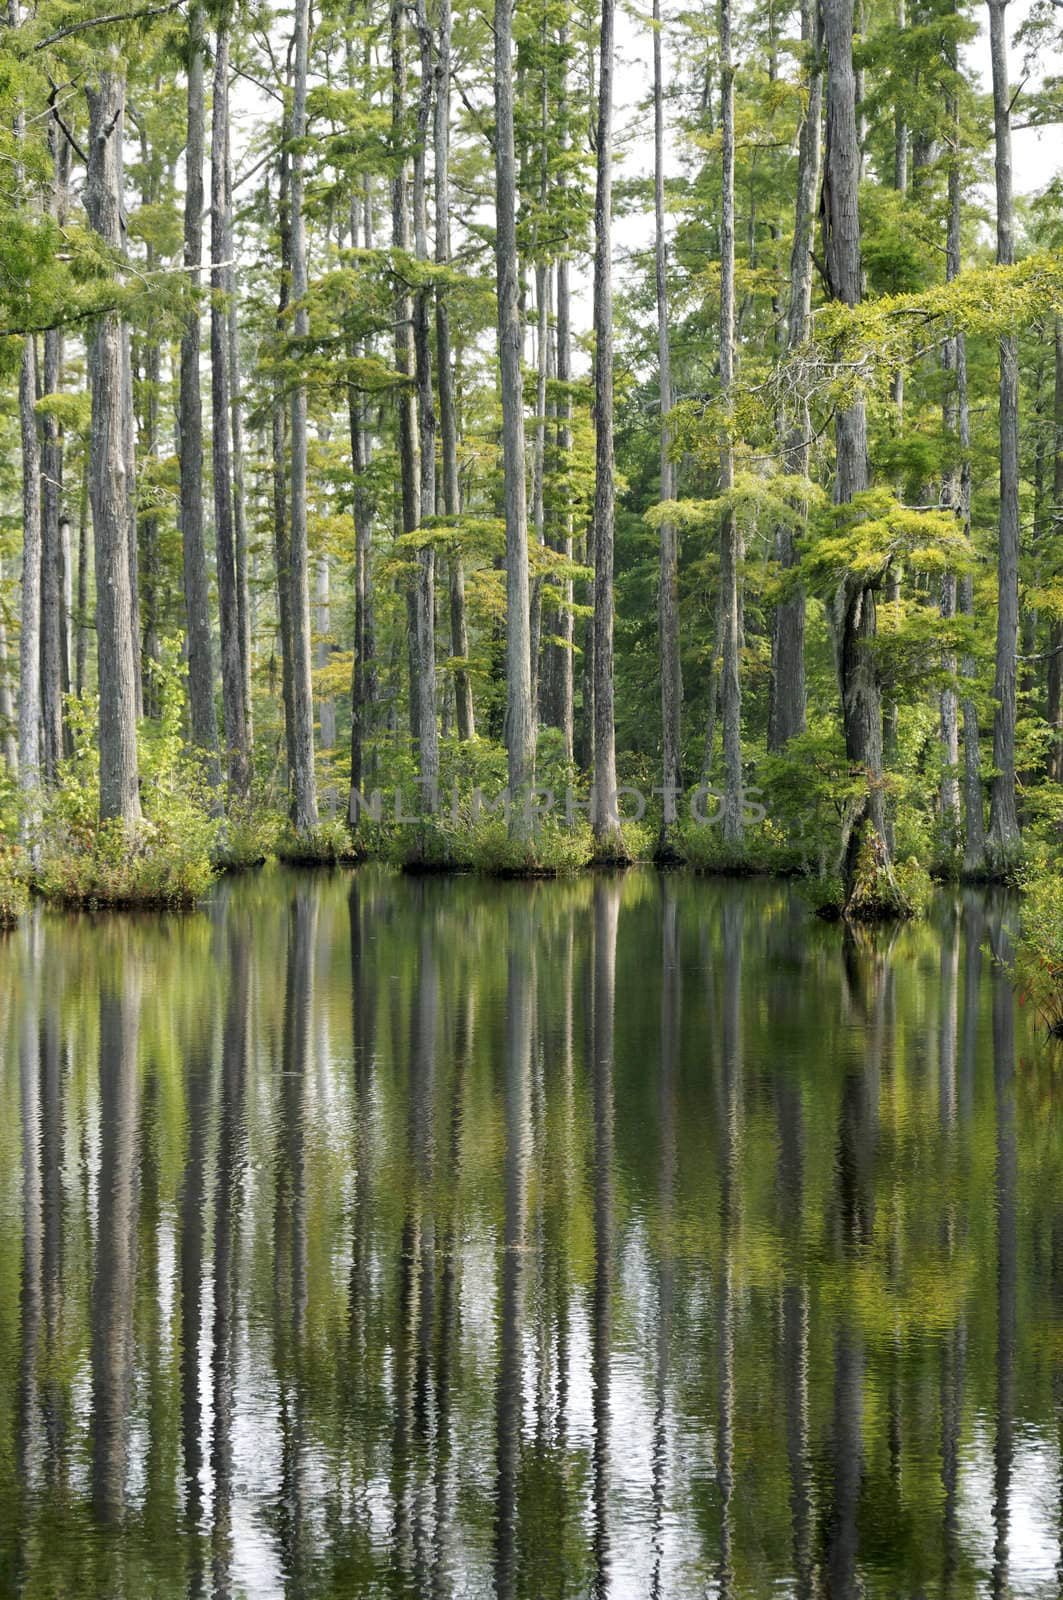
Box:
[86,67,141,827]
[1049,317,1063,785]
[273,114,297,808]
[822,0,887,889]
[985,0,1022,871]
[768,0,820,750]
[591,0,621,848]
[654,0,682,848]
[178,0,222,788]
[0,559,16,773]
[494,0,536,835]
[212,17,251,800]
[544,24,574,762]
[76,458,89,699]
[434,0,474,743]
[412,0,439,800]
[718,0,743,845]
[288,0,320,833]
[315,557,336,748]
[17,337,41,807]
[940,55,966,851]
[40,118,71,781]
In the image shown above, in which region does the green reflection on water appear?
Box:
[1,869,1061,1598]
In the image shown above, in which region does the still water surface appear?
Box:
[1,869,1061,1598]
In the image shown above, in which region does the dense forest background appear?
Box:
[1,0,1062,911]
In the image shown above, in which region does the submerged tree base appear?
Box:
[843,832,932,923]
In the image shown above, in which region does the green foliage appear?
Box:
[0,844,27,927]
[34,654,216,908]
[1011,873,1063,1035]
[276,815,361,865]
[675,816,797,876]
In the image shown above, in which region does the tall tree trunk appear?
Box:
[985,0,1022,871]
[136,122,161,720]
[1048,317,1063,784]
[76,459,89,699]
[315,558,336,748]
[212,17,251,800]
[412,0,439,800]
[654,0,681,849]
[17,337,40,809]
[822,0,887,892]
[434,0,474,743]
[545,25,574,762]
[288,0,320,833]
[391,0,421,762]
[718,0,742,845]
[494,0,536,836]
[179,0,222,788]
[768,0,820,750]
[529,261,549,717]
[40,119,71,782]
[940,57,964,850]
[228,231,252,744]
[0,560,16,773]
[86,66,141,827]
[347,167,378,823]
[273,122,297,807]
[122,324,142,721]
[591,0,620,849]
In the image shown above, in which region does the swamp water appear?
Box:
[1,868,1061,1597]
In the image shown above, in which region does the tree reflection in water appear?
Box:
[0,869,1060,1597]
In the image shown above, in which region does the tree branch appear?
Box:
[34,0,184,51]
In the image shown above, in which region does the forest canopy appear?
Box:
[0,0,1061,916]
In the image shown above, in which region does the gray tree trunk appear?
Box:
[288,0,320,833]
[76,459,89,699]
[494,0,536,836]
[529,261,549,718]
[273,112,297,806]
[412,0,439,801]
[718,0,743,845]
[17,337,40,807]
[315,557,336,748]
[985,0,1022,871]
[1049,318,1063,784]
[433,0,474,744]
[41,120,71,781]
[212,19,251,800]
[178,0,222,788]
[347,171,377,823]
[654,0,682,849]
[0,557,16,773]
[227,178,252,744]
[768,0,820,750]
[544,25,574,762]
[822,0,889,890]
[591,0,621,848]
[86,67,141,827]
[135,124,161,720]
[940,62,965,851]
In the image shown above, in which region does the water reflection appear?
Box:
[1,870,1062,1597]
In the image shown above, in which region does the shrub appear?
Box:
[844,833,928,922]
[214,802,283,872]
[676,816,797,876]
[390,812,596,877]
[35,817,215,909]
[797,873,846,920]
[1012,873,1063,1035]
[276,815,360,865]
[0,847,28,928]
